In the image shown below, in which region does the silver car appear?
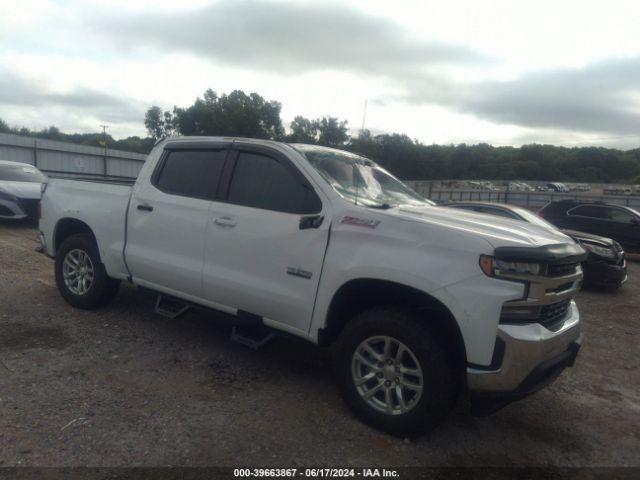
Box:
[0,160,47,220]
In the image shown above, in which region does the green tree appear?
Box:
[317,116,349,147]
[114,136,155,154]
[144,106,175,141]
[41,126,63,141]
[173,89,284,139]
[144,106,163,140]
[287,116,318,143]
[0,117,10,133]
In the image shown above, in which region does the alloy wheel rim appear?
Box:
[351,335,424,415]
[62,249,94,295]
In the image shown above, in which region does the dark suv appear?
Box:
[539,200,640,253]
[445,201,627,288]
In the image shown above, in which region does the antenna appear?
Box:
[353,163,359,206]
[361,99,368,133]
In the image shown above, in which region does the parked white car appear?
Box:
[546,182,569,192]
[0,160,46,220]
[508,181,534,192]
[39,138,586,435]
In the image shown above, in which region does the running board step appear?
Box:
[231,325,275,350]
[154,295,190,319]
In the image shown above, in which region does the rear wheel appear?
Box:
[333,307,457,436]
[55,234,120,309]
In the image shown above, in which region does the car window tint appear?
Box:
[609,208,635,224]
[569,205,610,219]
[228,151,319,214]
[156,150,226,199]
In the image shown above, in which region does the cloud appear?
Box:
[93,0,486,75]
[397,56,640,135]
[0,69,146,124]
[93,0,640,137]
[4,0,639,143]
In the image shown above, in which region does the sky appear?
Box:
[1,0,640,148]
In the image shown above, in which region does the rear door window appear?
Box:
[155,149,227,199]
[609,208,636,224]
[568,205,611,220]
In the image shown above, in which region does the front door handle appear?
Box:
[137,204,153,212]
[214,216,237,227]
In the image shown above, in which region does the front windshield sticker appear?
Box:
[340,216,380,229]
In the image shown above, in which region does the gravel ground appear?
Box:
[0,221,639,468]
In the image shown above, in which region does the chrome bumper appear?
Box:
[468,300,581,393]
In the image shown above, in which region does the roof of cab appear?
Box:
[161,136,288,148]
[159,136,352,156]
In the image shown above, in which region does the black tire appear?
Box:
[332,307,456,437]
[55,234,120,309]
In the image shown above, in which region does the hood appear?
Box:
[0,181,42,200]
[389,204,574,249]
[560,229,616,247]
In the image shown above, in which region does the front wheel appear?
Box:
[332,307,456,436]
[55,234,120,309]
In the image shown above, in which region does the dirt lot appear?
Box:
[1,222,639,468]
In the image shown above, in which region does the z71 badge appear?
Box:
[340,216,380,228]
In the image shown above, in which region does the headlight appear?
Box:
[582,242,616,259]
[479,255,542,277]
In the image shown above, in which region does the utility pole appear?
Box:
[100,125,109,176]
[99,125,109,155]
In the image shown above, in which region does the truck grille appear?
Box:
[19,199,40,219]
[539,299,571,330]
[547,263,578,277]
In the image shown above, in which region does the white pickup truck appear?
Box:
[39,137,586,435]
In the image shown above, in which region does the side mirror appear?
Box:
[299,215,324,230]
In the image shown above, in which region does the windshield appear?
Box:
[297,146,431,208]
[0,164,46,183]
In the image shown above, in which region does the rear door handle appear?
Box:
[137,204,153,212]
[214,216,237,227]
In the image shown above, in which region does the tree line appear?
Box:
[3,88,640,183]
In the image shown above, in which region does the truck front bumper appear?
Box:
[467,300,581,413]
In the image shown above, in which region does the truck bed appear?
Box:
[39,178,133,280]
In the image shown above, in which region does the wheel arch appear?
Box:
[53,218,97,255]
[320,278,467,372]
